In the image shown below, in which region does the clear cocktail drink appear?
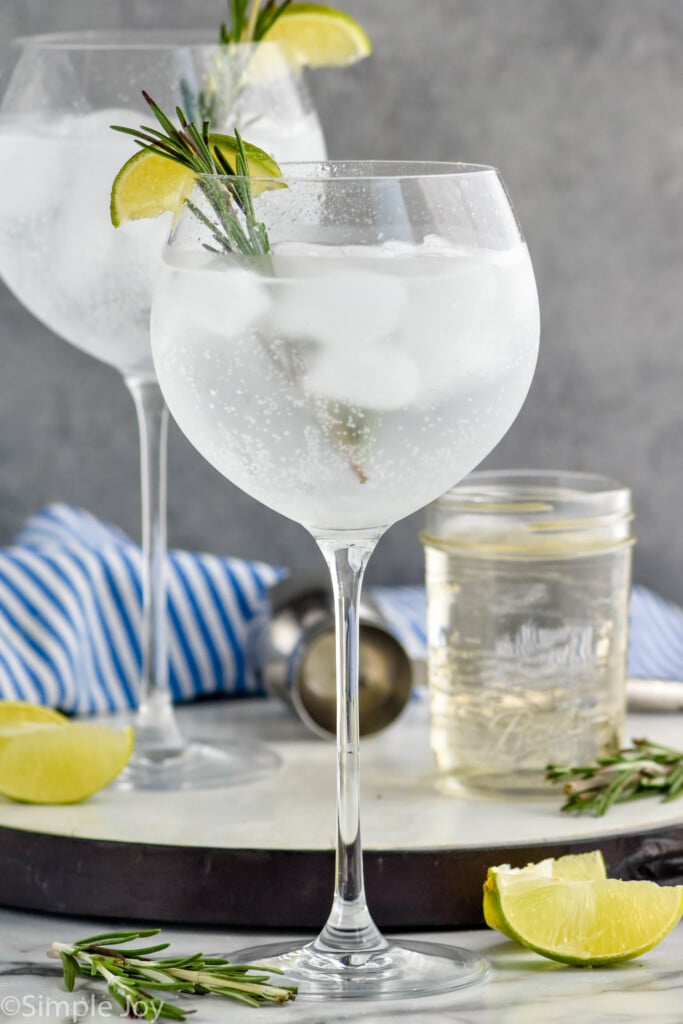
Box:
[0,35,326,789]
[149,161,541,998]
[0,69,325,375]
[153,238,539,529]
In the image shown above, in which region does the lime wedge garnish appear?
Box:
[110,133,281,227]
[483,850,607,937]
[493,875,683,966]
[263,3,372,67]
[0,722,134,803]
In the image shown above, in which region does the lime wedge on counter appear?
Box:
[0,700,69,732]
[110,134,281,227]
[263,3,372,67]
[494,876,683,966]
[0,722,134,804]
[484,850,607,937]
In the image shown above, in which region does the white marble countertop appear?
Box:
[1,699,683,1020]
[1,907,682,1023]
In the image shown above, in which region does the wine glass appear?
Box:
[150,161,540,997]
[0,31,326,790]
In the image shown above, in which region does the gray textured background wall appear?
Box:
[1,1,682,599]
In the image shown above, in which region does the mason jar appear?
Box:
[421,470,634,794]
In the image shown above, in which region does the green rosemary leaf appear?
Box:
[111,127,191,166]
[547,738,683,815]
[155,1002,190,1021]
[110,124,158,141]
[664,763,683,800]
[257,0,293,39]
[216,990,260,1008]
[53,929,296,1014]
[232,161,253,217]
[186,200,234,253]
[104,943,171,957]
[75,929,161,947]
[184,120,215,171]
[228,0,250,43]
[105,985,130,1015]
[244,0,262,42]
[142,92,180,138]
[112,93,276,258]
[213,147,237,178]
[221,0,296,43]
[60,953,77,992]
[179,78,199,123]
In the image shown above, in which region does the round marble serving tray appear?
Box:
[0,700,681,928]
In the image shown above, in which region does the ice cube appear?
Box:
[52,110,154,298]
[275,270,408,349]
[400,255,504,399]
[78,107,150,145]
[421,233,457,253]
[179,266,271,339]
[303,342,419,410]
[117,214,173,295]
[0,117,74,221]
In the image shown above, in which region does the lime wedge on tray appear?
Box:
[0,705,133,804]
[0,700,69,732]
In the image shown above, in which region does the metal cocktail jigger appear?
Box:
[251,573,413,739]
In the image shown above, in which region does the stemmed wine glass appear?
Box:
[0,32,326,789]
[151,161,540,997]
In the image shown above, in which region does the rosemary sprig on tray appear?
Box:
[547,738,683,816]
[49,928,297,1018]
[112,92,272,257]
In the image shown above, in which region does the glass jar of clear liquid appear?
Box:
[421,470,634,794]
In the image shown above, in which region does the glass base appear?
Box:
[115,739,280,791]
[230,938,490,1001]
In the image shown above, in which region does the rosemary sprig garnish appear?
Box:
[192,1,293,122]
[49,928,296,1017]
[111,92,271,257]
[186,2,288,126]
[221,0,293,44]
[547,738,683,816]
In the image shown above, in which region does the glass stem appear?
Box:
[314,534,387,954]
[126,376,184,758]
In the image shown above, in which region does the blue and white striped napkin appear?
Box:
[0,505,281,713]
[0,504,682,714]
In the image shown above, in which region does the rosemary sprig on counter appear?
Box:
[112,92,271,257]
[49,928,297,1018]
[547,738,683,816]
